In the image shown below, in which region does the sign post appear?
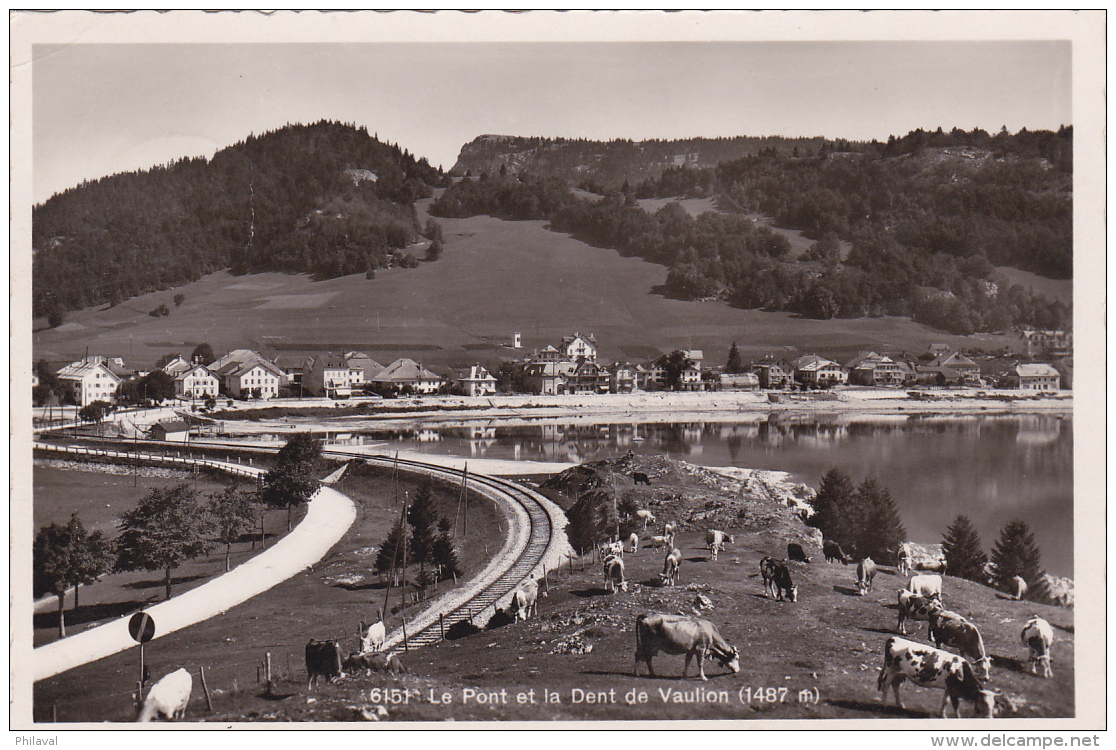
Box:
[129,611,156,699]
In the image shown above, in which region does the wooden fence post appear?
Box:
[440,612,445,641]
[266,652,273,696]
[199,666,213,712]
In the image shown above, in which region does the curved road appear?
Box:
[32,445,357,682]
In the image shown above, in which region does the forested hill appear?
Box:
[432,127,1072,335]
[449,134,828,188]
[32,121,443,320]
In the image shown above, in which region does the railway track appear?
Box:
[326,451,569,652]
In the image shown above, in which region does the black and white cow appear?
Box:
[1021,617,1054,678]
[760,556,797,602]
[929,609,991,681]
[877,637,998,718]
[897,590,943,636]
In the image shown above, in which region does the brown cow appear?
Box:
[634,613,740,681]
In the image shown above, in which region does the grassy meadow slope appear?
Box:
[32,200,1015,371]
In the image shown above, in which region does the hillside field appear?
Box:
[32,206,1017,372]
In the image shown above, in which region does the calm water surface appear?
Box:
[331,414,1073,577]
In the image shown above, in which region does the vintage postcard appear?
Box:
[9,10,1106,738]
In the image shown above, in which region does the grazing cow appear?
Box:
[305,639,344,689]
[358,619,386,653]
[1011,575,1029,601]
[823,539,852,564]
[705,530,731,560]
[760,557,797,602]
[507,579,540,621]
[633,472,652,486]
[914,558,947,574]
[604,555,628,593]
[635,509,656,528]
[787,542,811,563]
[929,609,991,680]
[343,651,408,676]
[897,590,943,636]
[599,540,624,561]
[628,532,640,554]
[137,668,192,722]
[646,534,674,550]
[634,613,740,681]
[663,522,677,538]
[661,548,682,586]
[906,574,944,603]
[857,557,878,595]
[1021,617,1054,678]
[898,542,913,576]
[877,637,998,718]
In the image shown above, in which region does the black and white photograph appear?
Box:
[10,10,1106,735]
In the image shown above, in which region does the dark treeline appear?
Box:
[33,121,443,319]
[432,127,1071,335]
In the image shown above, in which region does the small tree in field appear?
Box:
[34,513,114,638]
[406,484,439,571]
[375,520,407,576]
[990,519,1048,601]
[941,515,988,583]
[726,342,743,374]
[207,483,258,571]
[262,433,322,531]
[66,513,114,609]
[431,518,461,581]
[115,483,215,600]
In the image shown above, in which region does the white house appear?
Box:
[791,354,848,386]
[1007,363,1061,391]
[560,333,598,362]
[174,364,220,400]
[457,364,498,397]
[370,358,443,394]
[56,358,122,406]
[214,359,283,399]
[304,354,361,398]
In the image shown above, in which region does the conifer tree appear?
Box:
[406,484,439,570]
[807,467,857,547]
[374,520,407,576]
[726,342,743,374]
[431,517,461,581]
[852,477,907,564]
[990,519,1047,600]
[941,515,988,583]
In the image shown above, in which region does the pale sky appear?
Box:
[31,40,1072,204]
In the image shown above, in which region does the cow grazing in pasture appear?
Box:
[823,539,852,564]
[633,472,652,486]
[646,534,674,550]
[635,509,656,528]
[599,540,624,561]
[359,619,386,653]
[705,530,731,560]
[1021,617,1054,678]
[857,557,878,595]
[877,637,998,718]
[897,590,943,636]
[898,542,914,576]
[914,558,947,574]
[305,639,344,690]
[137,668,192,722]
[634,613,740,681]
[929,609,991,681]
[507,580,540,621]
[760,557,797,602]
[343,651,408,676]
[787,543,811,563]
[663,522,677,538]
[661,548,682,586]
[628,532,640,554]
[604,555,628,593]
[1011,575,1029,601]
[906,574,944,603]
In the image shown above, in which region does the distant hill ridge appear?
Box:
[32,121,443,320]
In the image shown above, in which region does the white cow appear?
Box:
[907,574,943,603]
[1011,575,1029,601]
[359,619,386,653]
[646,534,674,550]
[604,555,627,593]
[507,580,540,622]
[634,614,740,681]
[628,532,640,554]
[856,557,878,595]
[599,540,624,561]
[1021,617,1054,678]
[878,637,997,718]
[635,509,656,529]
[137,668,192,722]
[663,522,677,538]
[897,542,914,576]
[661,548,682,586]
[705,530,731,560]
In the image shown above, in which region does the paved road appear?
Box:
[34,484,356,682]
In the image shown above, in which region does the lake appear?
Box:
[331,413,1074,578]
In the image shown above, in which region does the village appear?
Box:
[34,329,1070,429]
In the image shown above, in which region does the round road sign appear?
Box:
[129,611,156,643]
